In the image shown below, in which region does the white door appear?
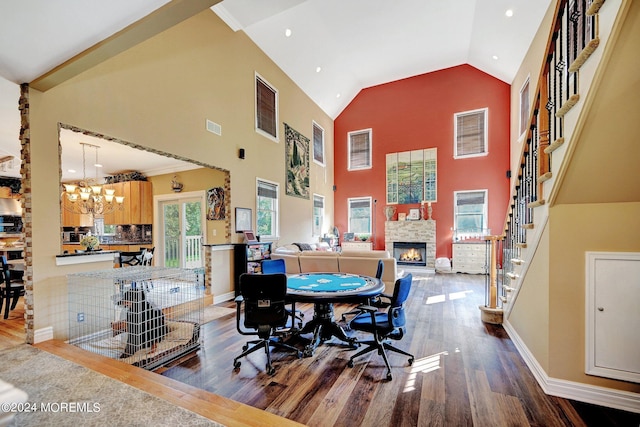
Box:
[157,193,204,269]
[587,252,640,383]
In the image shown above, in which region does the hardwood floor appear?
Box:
[0,295,26,347]
[160,273,639,427]
[5,276,639,426]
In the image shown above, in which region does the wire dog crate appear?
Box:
[68,266,203,370]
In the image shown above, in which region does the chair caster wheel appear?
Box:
[233,361,241,369]
[347,360,354,368]
[267,366,276,376]
[297,351,303,359]
[408,357,414,366]
[242,344,248,351]
[386,373,392,381]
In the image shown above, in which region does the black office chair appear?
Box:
[261,259,303,328]
[0,256,25,319]
[233,273,302,375]
[347,273,414,381]
[341,259,385,322]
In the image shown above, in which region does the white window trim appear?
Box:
[312,193,325,237]
[347,196,372,234]
[255,72,279,143]
[312,121,325,167]
[453,108,488,159]
[256,177,280,241]
[453,189,488,240]
[347,128,372,171]
[519,76,531,141]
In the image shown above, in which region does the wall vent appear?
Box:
[206,120,222,136]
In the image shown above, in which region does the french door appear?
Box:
[156,192,204,268]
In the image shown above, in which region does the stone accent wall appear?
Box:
[19,84,33,344]
[385,220,436,269]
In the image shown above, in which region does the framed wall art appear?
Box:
[284,123,310,199]
[235,207,252,233]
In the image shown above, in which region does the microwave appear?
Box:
[0,215,23,233]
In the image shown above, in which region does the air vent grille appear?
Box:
[206,120,222,136]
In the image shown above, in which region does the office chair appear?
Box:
[234,273,302,375]
[1,256,25,319]
[347,273,414,381]
[261,259,303,329]
[341,259,385,322]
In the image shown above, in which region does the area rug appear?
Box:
[202,305,235,325]
[0,344,222,426]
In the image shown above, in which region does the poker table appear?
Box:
[287,272,384,357]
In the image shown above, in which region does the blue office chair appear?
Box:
[261,259,303,328]
[234,273,302,375]
[341,259,385,322]
[347,273,414,381]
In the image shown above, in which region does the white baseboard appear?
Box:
[33,326,53,344]
[503,321,640,414]
[214,291,235,304]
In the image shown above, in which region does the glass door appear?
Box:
[159,196,203,268]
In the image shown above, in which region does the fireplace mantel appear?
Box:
[385,220,436,269]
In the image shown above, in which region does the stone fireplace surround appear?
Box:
[385,220,436,270]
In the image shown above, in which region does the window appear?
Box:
[519,77,530,139]
[312,121,325,166]
[386,148,437,204]
[454,190,488,239]
[454,108,488,158]
[255,74,278,140]
[348,129,372,170]
[256,179,279,239]
[312,194,324,236]
[348,197,372,234]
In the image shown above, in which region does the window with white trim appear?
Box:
[255,74,278,141]
[454,108,488,158]
[519,77,530,139]
[348,197,372,234]
[454,190,488,239]
[312,122,325,166]
[348,129,372,170]
[256,179,279,239]
[312,194,324,236]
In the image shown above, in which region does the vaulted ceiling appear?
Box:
[0,0,552,178]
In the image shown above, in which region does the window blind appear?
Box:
[349,131,371,169]
[256,78,277,138]
[257,180,277,199]
[456,110,486,156]
[313,123,324,163]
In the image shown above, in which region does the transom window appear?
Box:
[454,108,488,158]
[255,74,278,141]
[348,197,372,234]
[454,190,488,239]
[348,129,372,170]
[256,179,279,239]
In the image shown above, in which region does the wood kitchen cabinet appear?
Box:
[103,181,152,225]
[61,195,93,227]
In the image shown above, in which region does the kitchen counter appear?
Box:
[55,250,120,266]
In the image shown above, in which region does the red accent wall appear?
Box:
[333,64,511,259]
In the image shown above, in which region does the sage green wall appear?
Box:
[149,168,227,244]
[29,10,333,337]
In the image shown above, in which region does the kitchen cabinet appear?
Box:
[61,195,93,227]
[103,181,152,225]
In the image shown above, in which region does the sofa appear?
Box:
[272,245,397,293]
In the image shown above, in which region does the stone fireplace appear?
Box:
[385,220,436,269]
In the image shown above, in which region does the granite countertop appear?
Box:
[56,250,119,258]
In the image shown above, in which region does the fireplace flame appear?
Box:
[399,248,423,262]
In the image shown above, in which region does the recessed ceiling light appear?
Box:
[68,169,76,174]
[316,66,322,73]
[336,93,341,98]
[94,163,103,168]
[492,55,499,60]
[505,9,514,17]
[285,28,292,37]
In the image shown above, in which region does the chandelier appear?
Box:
[62,142,125,216]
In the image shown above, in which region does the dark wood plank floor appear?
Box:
[161,273,640,427]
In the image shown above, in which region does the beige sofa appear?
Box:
[271,247,397,293]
